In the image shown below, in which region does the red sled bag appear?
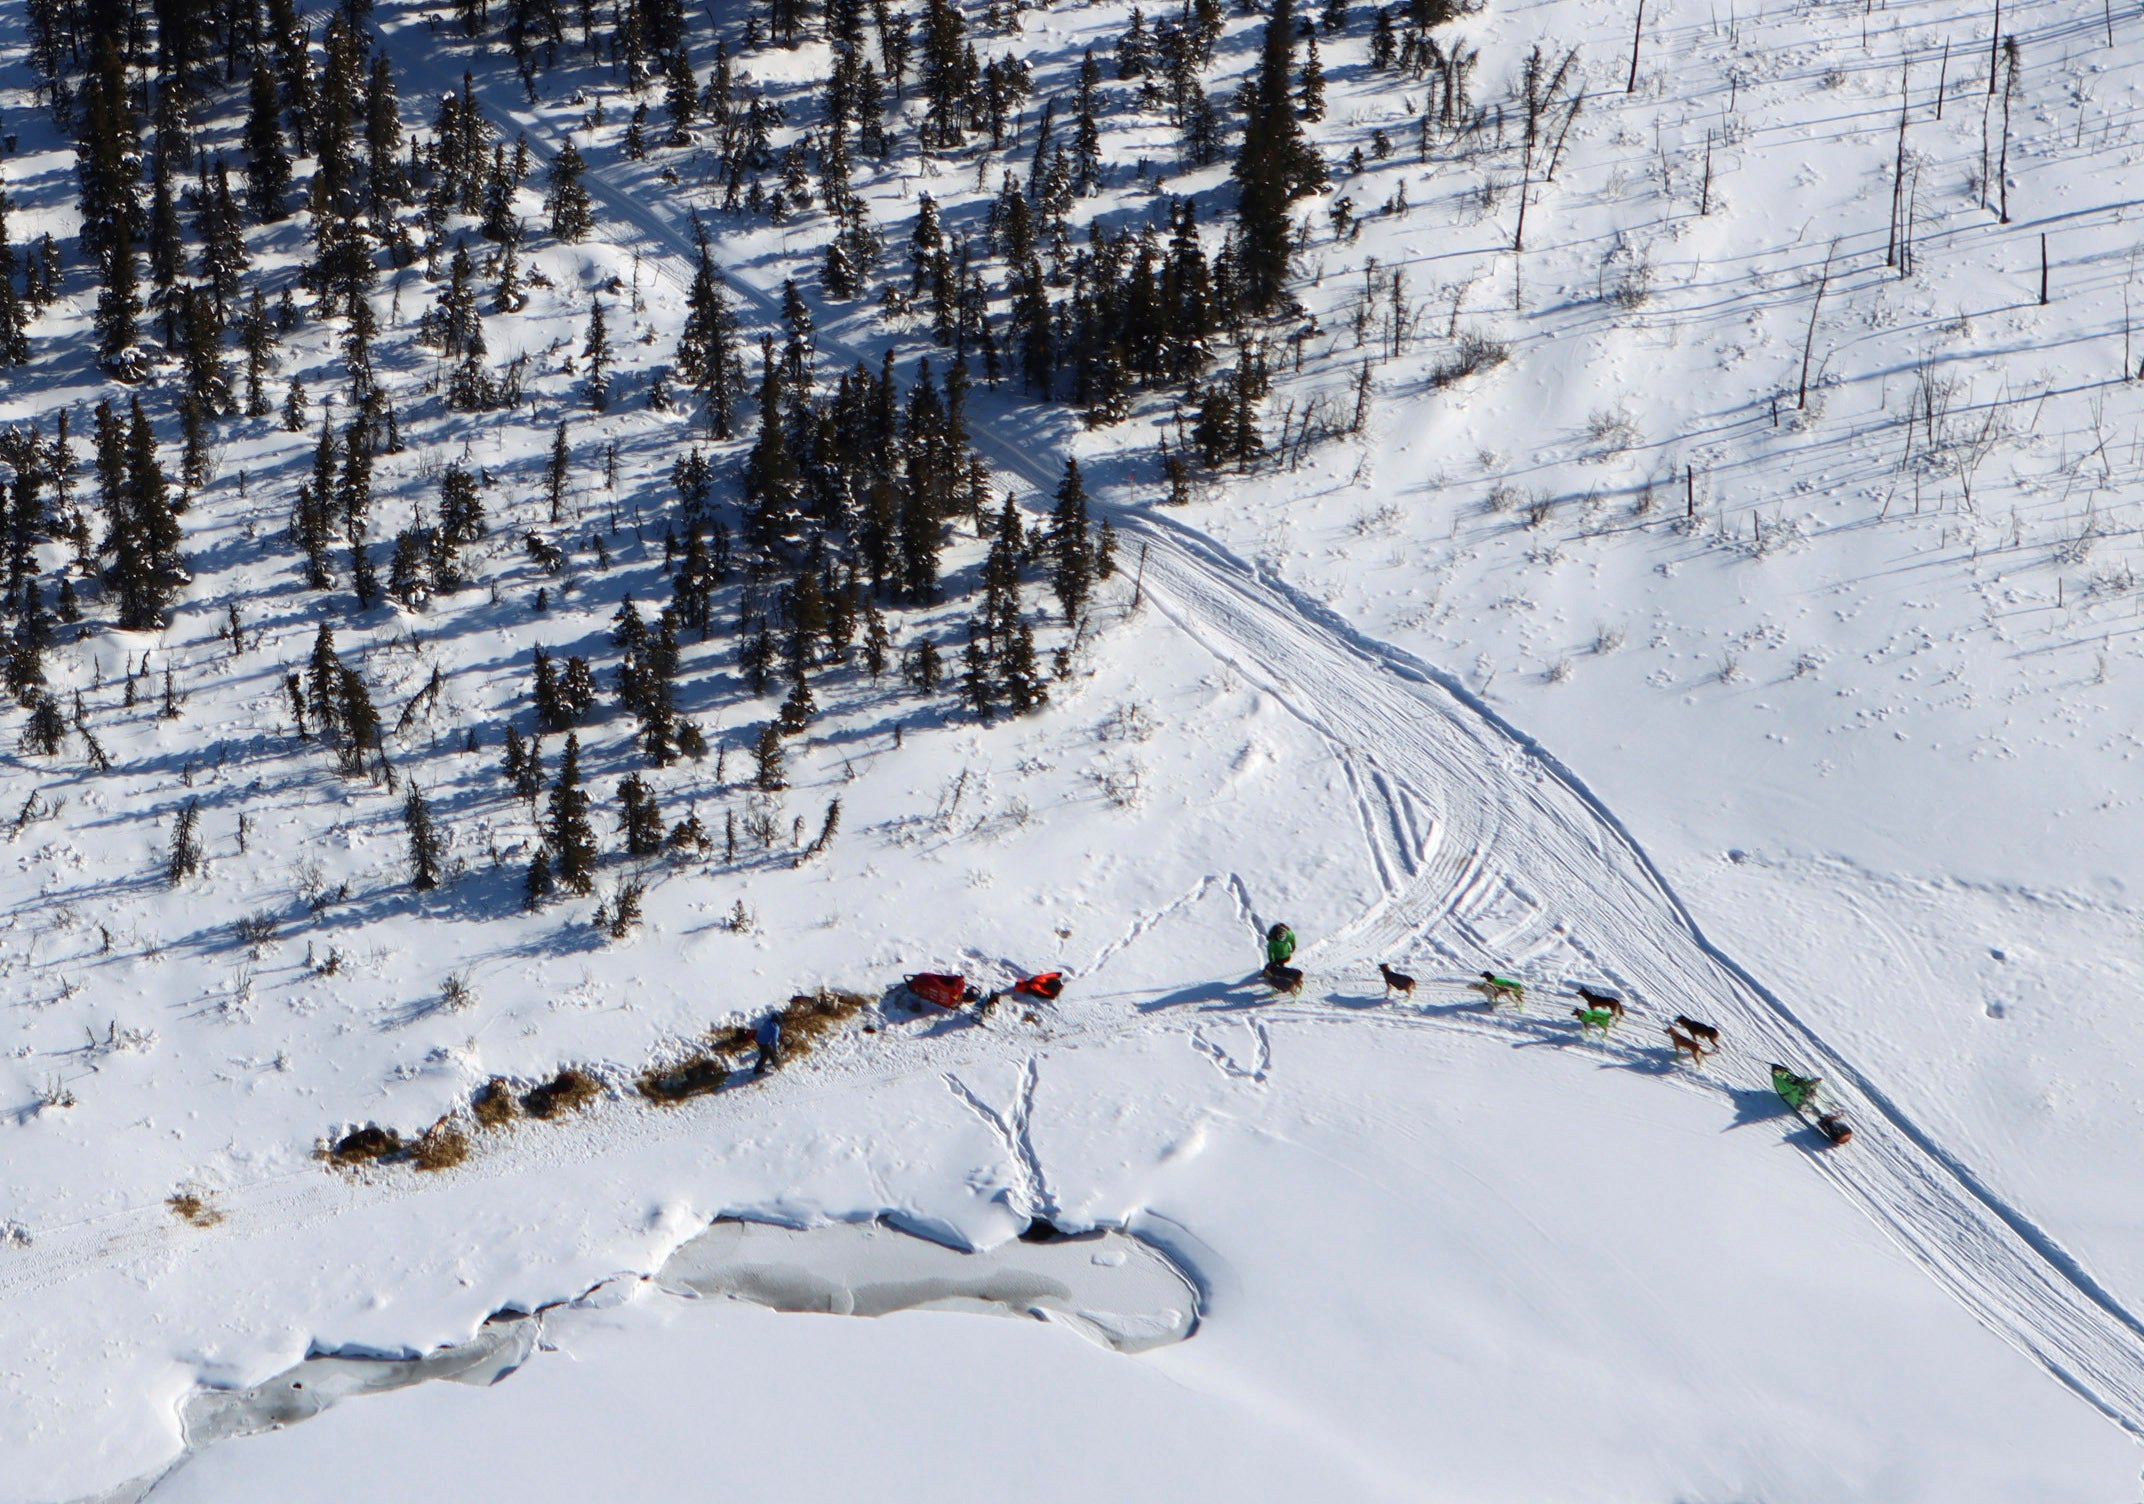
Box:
[905,973,979,1010]
[1011,972,1065,1001]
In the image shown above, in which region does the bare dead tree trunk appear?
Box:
[1887,66,1909,266]
[1998,36,2017,223]
[1798,241,1837,410]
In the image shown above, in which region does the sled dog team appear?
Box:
[903,922,1851,1147]
[1264,924,1850,1146]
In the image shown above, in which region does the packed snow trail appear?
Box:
[370,4,2144,1437]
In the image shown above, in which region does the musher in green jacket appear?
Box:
[1266,924,1297,969]
[1771,1064,1821,1112]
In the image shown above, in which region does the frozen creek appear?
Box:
[88,1218,1199,1503]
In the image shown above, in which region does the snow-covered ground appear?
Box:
[10,0,2144,1494]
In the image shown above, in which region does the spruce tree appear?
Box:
[246,45,293,220]
[676,242,744,436]
[617,773,664,857]
[906,636,943,693]
[560,655,598,721]
[205,172,253,300]
[337,664,382,776]
[503,723,533,795]
[546,422,570,522]
[242,291,277,417]
[1047,458,1095,622]
[404,786,443,889]
[1298,34,1326,122]
[166,798,203,885]
[547,732,598,893]
[742,342,800,546]
[440,462,485,544]
[532,645,567,730]
[0,186,28,368]
[546,142,596,241]
[777,662,814,735]
[494,235,525,311]
[433,242,485,358]
[308,622,345,734]
[999,613,1046,714]
[753,722,786,790]
[524,845,555,908]
[147,155,184,297]
[104,400,184,628]
[1234,0,1325,313]
[6,595,48,705]
[94,218,143,373]
[583,298,610,411]
[960,629,994,719]
[23,691,66,755]
[862,597,889,676]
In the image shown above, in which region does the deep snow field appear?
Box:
[9,0,2144,1496]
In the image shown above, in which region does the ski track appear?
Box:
[29,0,2127,1444]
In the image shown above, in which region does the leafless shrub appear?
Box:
[2053,529,2098,567]
[2084,565,2137,600]
[1602,257,1653,310]
[742,800,783,851]
[1585,407,1641,453]
[231,911,278,948]
[1099,702,1157,744]
[1735,514,1806,558]
[1351,501,1404,537]
[1484,483,1524,514]
[1092,759,1145,810]
[1592,627,1625,655]
[167,1191,223,1227]
[1428,332,1508,390]
[439,973,476,1012]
